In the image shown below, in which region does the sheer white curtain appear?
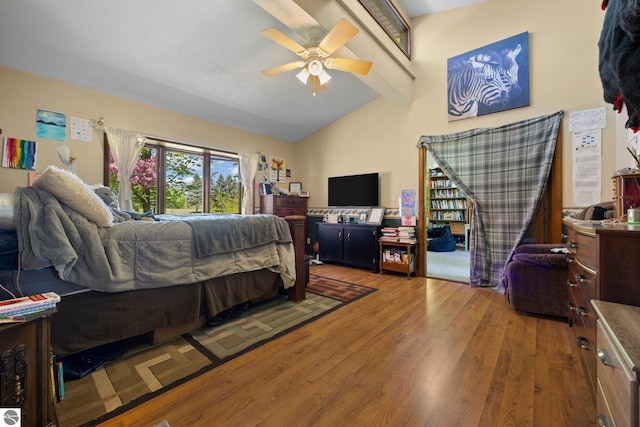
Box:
[104,127,144,211]
[239,153,259,215]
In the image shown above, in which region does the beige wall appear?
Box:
[0,66,296,211]
[1,0,628,212]
[296,0,623,210]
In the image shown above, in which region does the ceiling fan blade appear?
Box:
[262,61,306,77]
[318,18,359,54]
[327,57,373,75]
[261,28,306,54]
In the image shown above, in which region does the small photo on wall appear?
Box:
[2,137,37,170]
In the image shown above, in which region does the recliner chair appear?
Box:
[504,243,568,318]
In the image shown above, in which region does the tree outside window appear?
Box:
[108,142,240,214]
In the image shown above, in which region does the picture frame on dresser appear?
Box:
[289,182,302,193]
[367,207,384,225]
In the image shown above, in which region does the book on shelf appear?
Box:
[398,237,417,243]
[0,292,60,317]
[57,361,65,401]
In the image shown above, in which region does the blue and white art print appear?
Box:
[36,109,66,141]
[447,32,529,122]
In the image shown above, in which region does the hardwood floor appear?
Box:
[100,264,595,427]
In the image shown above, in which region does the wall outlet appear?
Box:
[306,237,310,244]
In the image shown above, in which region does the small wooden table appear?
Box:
[0,308,57,427]
[379,240,417,279]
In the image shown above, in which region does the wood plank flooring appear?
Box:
[99,264,595,427]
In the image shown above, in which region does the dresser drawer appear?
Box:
[569,287,597,394]
[568,261,596,306]
[260,195,307,217]
[597,377,615,427]
[575,230,597,271]
[274,197,306,216]
[274,196,306,209]
[597,319,638,426]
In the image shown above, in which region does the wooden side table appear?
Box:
[0,309,57,427]
[379,240,417,279]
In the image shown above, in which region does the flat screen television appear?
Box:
[328,172,379,206]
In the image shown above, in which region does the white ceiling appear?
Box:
[0,0,484,143]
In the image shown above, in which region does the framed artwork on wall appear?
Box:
[447,31,529,122]
[367,207,385,225]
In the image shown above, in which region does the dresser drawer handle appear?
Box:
[597,348,615,367]
[567,242,577,249]
[566,279,578,288]
[576,336,591,351]
[597,413,611,427]
[576,306,589,317]
[574,274,586,284]
[565,256,574,264]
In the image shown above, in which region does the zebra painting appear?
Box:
[447,32,529,122]
[447,56,513,121]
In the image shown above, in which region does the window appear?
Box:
[105,137,240,214]
[359,0,411,59]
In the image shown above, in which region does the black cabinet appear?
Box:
[318,223,380,272]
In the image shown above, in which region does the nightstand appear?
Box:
[0,309,57,427]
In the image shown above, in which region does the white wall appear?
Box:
[296,0,620,210]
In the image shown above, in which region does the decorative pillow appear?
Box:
[32,165,113,227]
[0,193,15,230]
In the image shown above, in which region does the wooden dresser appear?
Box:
[260,194,307,217]
[591,300,640,427]
[564,221,640,401]
[260,194,308,241]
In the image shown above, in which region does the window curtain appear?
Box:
[239,153,259,215]
[104,127,144,211]
[417,111,563,291]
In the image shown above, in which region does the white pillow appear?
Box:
[0,193,15,230]
[32,165,113,227]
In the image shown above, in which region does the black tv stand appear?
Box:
[317,223,381,273]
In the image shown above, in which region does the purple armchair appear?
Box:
[504,243,569,318]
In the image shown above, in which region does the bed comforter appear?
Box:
[15,186,295,292]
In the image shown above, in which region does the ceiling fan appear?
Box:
[261,18,373,96]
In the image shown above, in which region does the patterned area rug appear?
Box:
[55,275,375,427]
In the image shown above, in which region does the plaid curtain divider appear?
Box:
[418,111,563,290]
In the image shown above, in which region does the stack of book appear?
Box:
[397,226,416,243]
[0,292,61,323]
[380,227,399,242]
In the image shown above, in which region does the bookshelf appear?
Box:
[612,171,640,220]
[429,167,471,243]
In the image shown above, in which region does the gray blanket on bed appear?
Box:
[15,187,296,292]
[162,213,292,257]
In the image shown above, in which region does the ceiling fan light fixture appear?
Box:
[308,59,323,76]
[296,68,310,84]
[318,69,331,85]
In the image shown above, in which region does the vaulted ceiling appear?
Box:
[0,0,484,142]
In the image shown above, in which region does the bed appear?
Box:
[0,167,306,357]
